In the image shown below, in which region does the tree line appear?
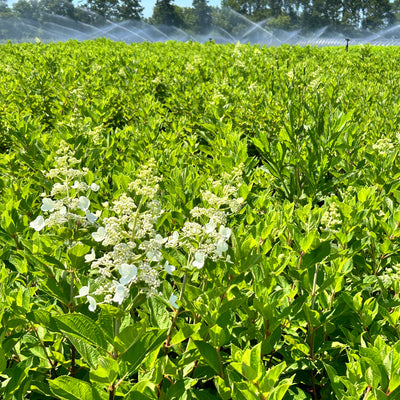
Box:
[0,0,399,36]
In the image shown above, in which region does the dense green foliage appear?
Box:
[1,40,400,400]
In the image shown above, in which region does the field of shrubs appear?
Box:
[1,40,400,399]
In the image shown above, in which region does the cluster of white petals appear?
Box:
[165,168,242,270]
[32,154,245,312]
[83,160,167,309]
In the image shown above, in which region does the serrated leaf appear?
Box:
[120,328,168,374]
[49,376,106,400]
[55,313,107,350]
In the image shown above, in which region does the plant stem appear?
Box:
[311,264,319,310]
[68,266,76,376]
[310,369,318,400]
[165,274,187,353]
[29,322,56,374]
[109,384,115,400]
[309,264,319,400]
[113,317,121,359]
[216,347,225,379]
[70,344,76,377]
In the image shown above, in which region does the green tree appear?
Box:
[267,0,283,17]
[151,0,183,26]
[39,0,75,18]
[0,0,11,15]
[192,0,212,33]
[341,0,362,27]
[13,0,41,19]
[84,0,119,18]
[361,0,394,30]
[221,0,248,14]
[117,0,143,20]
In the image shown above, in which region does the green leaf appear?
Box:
[148,296,171,329]
[55,313,107,350]
[302,241,330,269]
[324,363,344,398]
[4,357,32,396]
[120,328,168,374]
[68,336,102,369]
[49,376,107,400]
[209,325,229,347]
[90,357,119,385]
[194,340,221,374]
[27,309,59,332]
[67,243,90,269]
[214,376,232,400]
[270,377,294,400]
[42,277,70,305]
[0,347,6,374]
[300,231,316,253]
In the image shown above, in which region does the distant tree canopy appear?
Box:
[150,0,183,26]
[2,0,400,34]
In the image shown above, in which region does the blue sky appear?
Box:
[140,0,222,18]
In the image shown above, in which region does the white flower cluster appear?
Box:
[31,155,245,312]
[80,161,168,310]
[168,219,232,269]
[30,146,100,232]
[321,202,342,233]
[128,159,162,198]
[372,138,395,156]
[164,168,244,270]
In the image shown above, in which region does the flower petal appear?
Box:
[76,285,90,298]
[90,183,100,192]
[87,296,97,312]
[169,293,178,309]
[92,227,106,242]
[85,209,98,223]
[78,196,90,211]
[112,284,128,305]
[165,261,175,275]
[192,251,205,269]
[41,198,55,212]
[30,215,45,231]
[84,249,96,263]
